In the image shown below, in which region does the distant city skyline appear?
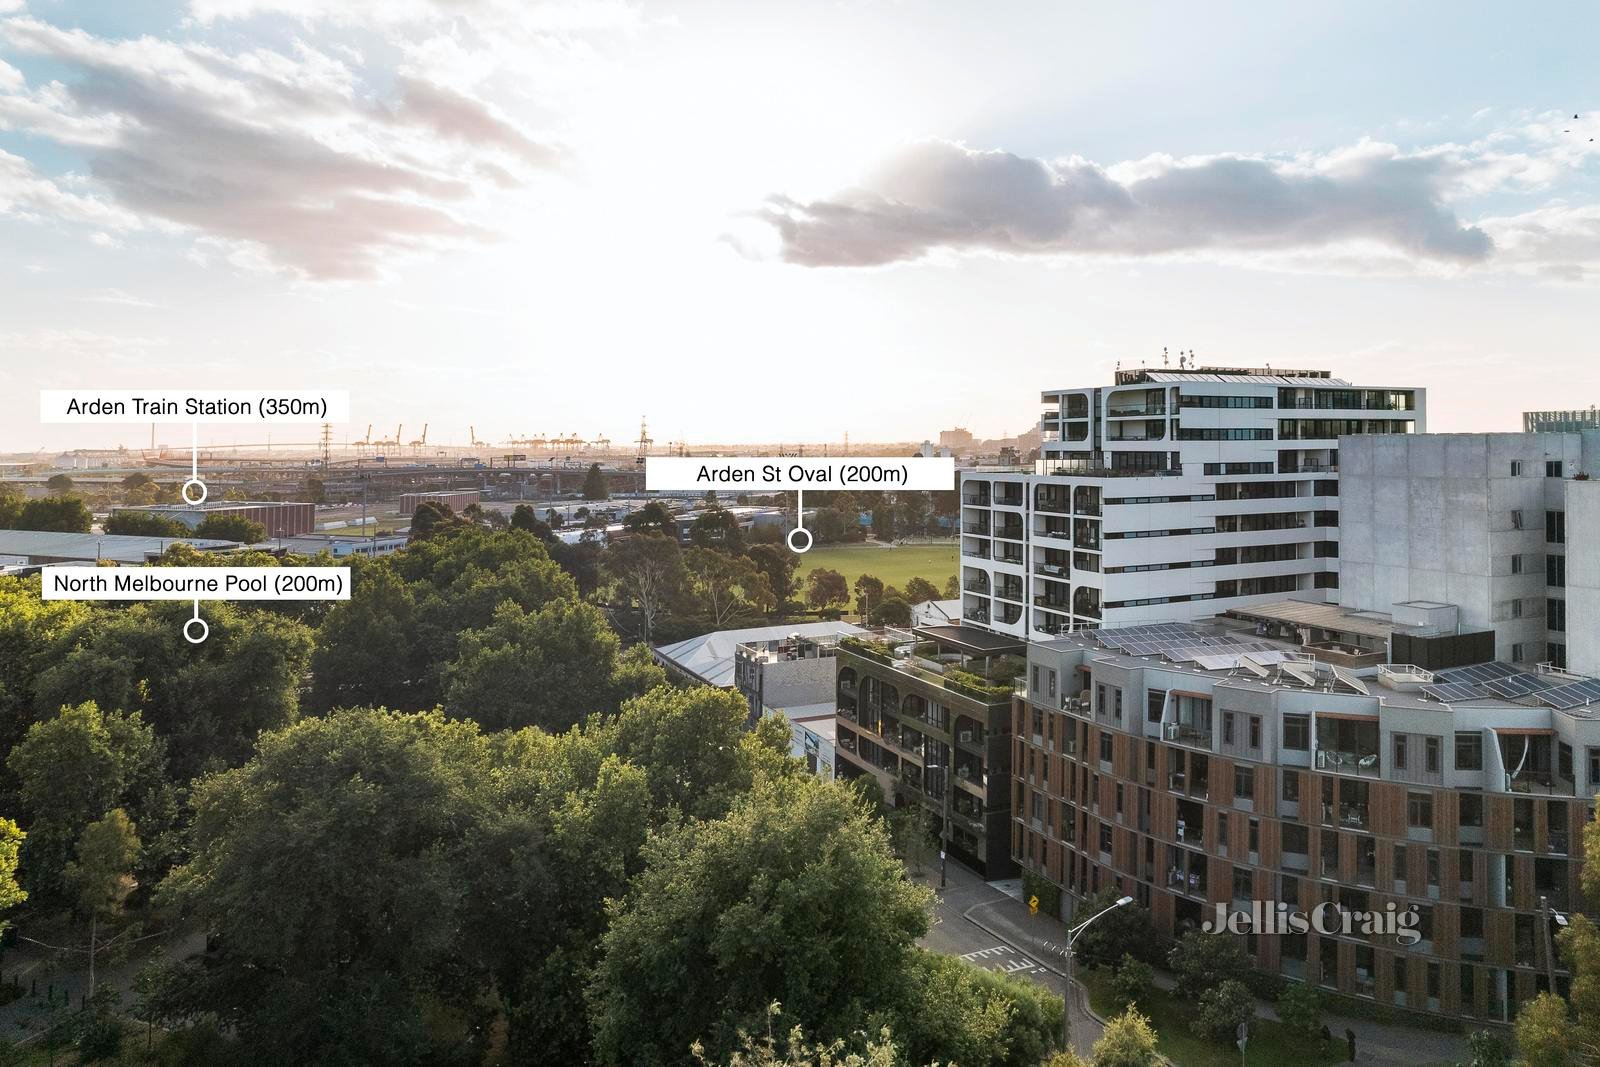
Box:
[2,1,1597,452]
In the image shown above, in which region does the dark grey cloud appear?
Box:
[757,140,1495,268]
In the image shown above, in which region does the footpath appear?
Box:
[952,874,1471,1066]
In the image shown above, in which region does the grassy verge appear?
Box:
[1079,967,1347,1067]
[797,542,957,594]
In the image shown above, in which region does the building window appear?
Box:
[1147,689,1165,724]
[1234,766,1255,802]
[1100,733,1113,762]
[1425,737,1440,774]
[1511,461,1523,477]
[1548,510,1567,544]
[1550,642,1567,669]
[1511,509,1524,529]
[1223,712,1235,745]
[1096,684,1107,715]
[1394,734,1407,770]
[1283,714,1310,751]
[1549,598,1567,633]
[1510,598,1523,619]
[1511,554,1523,575]
[1512,642,1526,663]
[1548,555,1567,587]
[1031,666,1039,694]
[1456,732,1483,771]
[1099,823,1113,854]
[1407,791,1433,829]
[1282,771,1300,802]
[1589,747,1600,786]
[1047,669,1057,698]
[1547,460,1565,478]
[1249,716,1262,749]
[1113,689,1123,722]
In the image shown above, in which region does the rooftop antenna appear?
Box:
[1162,346,1169,367]
[1178,352,1187,369]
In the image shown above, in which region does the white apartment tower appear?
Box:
[958,365,1424,638]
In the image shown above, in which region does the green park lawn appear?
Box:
[798,541,957,597]
[1081,967,1347,1067]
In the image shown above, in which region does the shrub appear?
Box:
[1193,979,1254,1042]
[1021,869,1060,918]
[1090,1005,1160,1067]
[1109,954,1153,1011]
[1276,982,1323,1039]
[1168,929,1249,998]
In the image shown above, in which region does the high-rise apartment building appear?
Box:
[958,366,1423,638]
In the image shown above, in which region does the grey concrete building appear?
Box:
[1337,432,1600,668]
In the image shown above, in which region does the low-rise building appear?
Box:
[115,500,315,538]
[0,529,240,567]
[398,490,481,515]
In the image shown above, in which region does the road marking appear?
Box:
[959,944,1043,975]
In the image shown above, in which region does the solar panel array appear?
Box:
[1484,673,1559,699]
[1437,662,1521,685]
[1535,679,1600,710]
[1094,624,1287,669]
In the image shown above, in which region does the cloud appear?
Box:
[0,15,564,279]
[0,146,142,227]
[755,139,1502,269]
[752,120,1600,279]
[186,0,643,34]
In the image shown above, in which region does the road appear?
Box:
[914,862,1104,1059]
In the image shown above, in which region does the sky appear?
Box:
[1,0,1597,453]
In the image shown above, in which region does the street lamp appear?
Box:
[1061,894,1134,1051]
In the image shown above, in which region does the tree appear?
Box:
[303,476,327,504]
[193,513,267,542]
[7,702,167,902]
[584,463,610,501]
[942,575,959,599]
[691,506,745,553]
[409,499,461,540]
[1514,991,1571,1067]
[806,568,848,610]
[1109,954,1153,1011]
[684,547,760,628]
[16,495,92,532]
[811,506,848,545]
[603,532,685,643]
[510,502,554,540]
[903,577,940,604]
[121,472,156,490]
[871,506,896,541]
[1090,1006,1160,1067]
[65,808,140,997]
[888,802,934,876]
[1193,978,1253,1041]
[1275,982,1323,1039]
[1457,1029,1508,1067]
[1069,888,1153,970]
[34,602,315,779]
[160,709,495,1065]
[623,500,674,534]
[0,819,26,935]
[587,774,933,1065]
[1168,929,1249,998]
[45,473,74,493]
[443,599,623,732]
[891,950,1062,1067]
[311,557,420,711]
[746,543,799,614]
[853,574,885,617]
[104,510,190,537]
[0,486,20,529]
[871,595,912,627]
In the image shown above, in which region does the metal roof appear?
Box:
[0,530,240,563]
[654,620,865,688]
[1225,599,1398,640]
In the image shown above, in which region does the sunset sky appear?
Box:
[2,1,1597,452]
